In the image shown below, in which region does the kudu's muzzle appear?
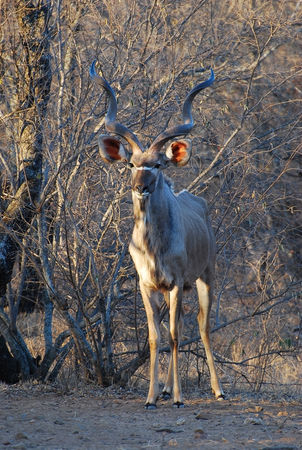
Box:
[132,169,156,198]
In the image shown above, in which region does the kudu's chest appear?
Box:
[129,214,176,291]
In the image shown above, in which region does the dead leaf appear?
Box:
[194,428,207,439]
[243,417,264,425]
[277,411,289,417]
[168,438,178,446]
[176,417,186,426]
[195,412,208,420]
[15,432,28,440]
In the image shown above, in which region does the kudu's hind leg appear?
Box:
[162,292,184,403]
[196,277,224,400]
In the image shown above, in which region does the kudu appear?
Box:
[90,61,224,408]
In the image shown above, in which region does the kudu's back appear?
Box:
[176,188,216,287]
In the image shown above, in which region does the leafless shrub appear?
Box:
[0,0,301,394]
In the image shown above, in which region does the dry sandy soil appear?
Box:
[0,384,301,449]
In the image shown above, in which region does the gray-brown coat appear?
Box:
[90,61,224,408]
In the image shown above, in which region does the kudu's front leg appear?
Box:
[140,283,161,409]
[167,285,184,407]
[162,291,184,404]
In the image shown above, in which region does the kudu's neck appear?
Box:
[132,172,173,230]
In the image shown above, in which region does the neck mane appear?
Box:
[132,172,175,252]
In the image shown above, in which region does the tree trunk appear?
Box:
[0,0,52,380]
[0,0,52,296]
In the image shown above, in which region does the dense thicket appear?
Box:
[0,0,301,392]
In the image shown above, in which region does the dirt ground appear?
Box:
[0,383,301,450]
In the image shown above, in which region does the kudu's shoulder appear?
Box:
[175,189,209,216]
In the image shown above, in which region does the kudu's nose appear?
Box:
[132,169,156,196]
[134,183,149,195]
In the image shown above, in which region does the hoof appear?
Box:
[216,393,225,401]
[145,403,157,410]
[173,402,185,408]
[161,391,171,401]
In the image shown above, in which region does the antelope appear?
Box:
[90,61,224,408]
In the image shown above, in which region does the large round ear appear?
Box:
[165,139,192,167]
[98,135,130,163]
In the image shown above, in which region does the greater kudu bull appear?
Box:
[90,61,224,408]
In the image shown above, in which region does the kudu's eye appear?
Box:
[127,162,134,169]
[154,163,161,169]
